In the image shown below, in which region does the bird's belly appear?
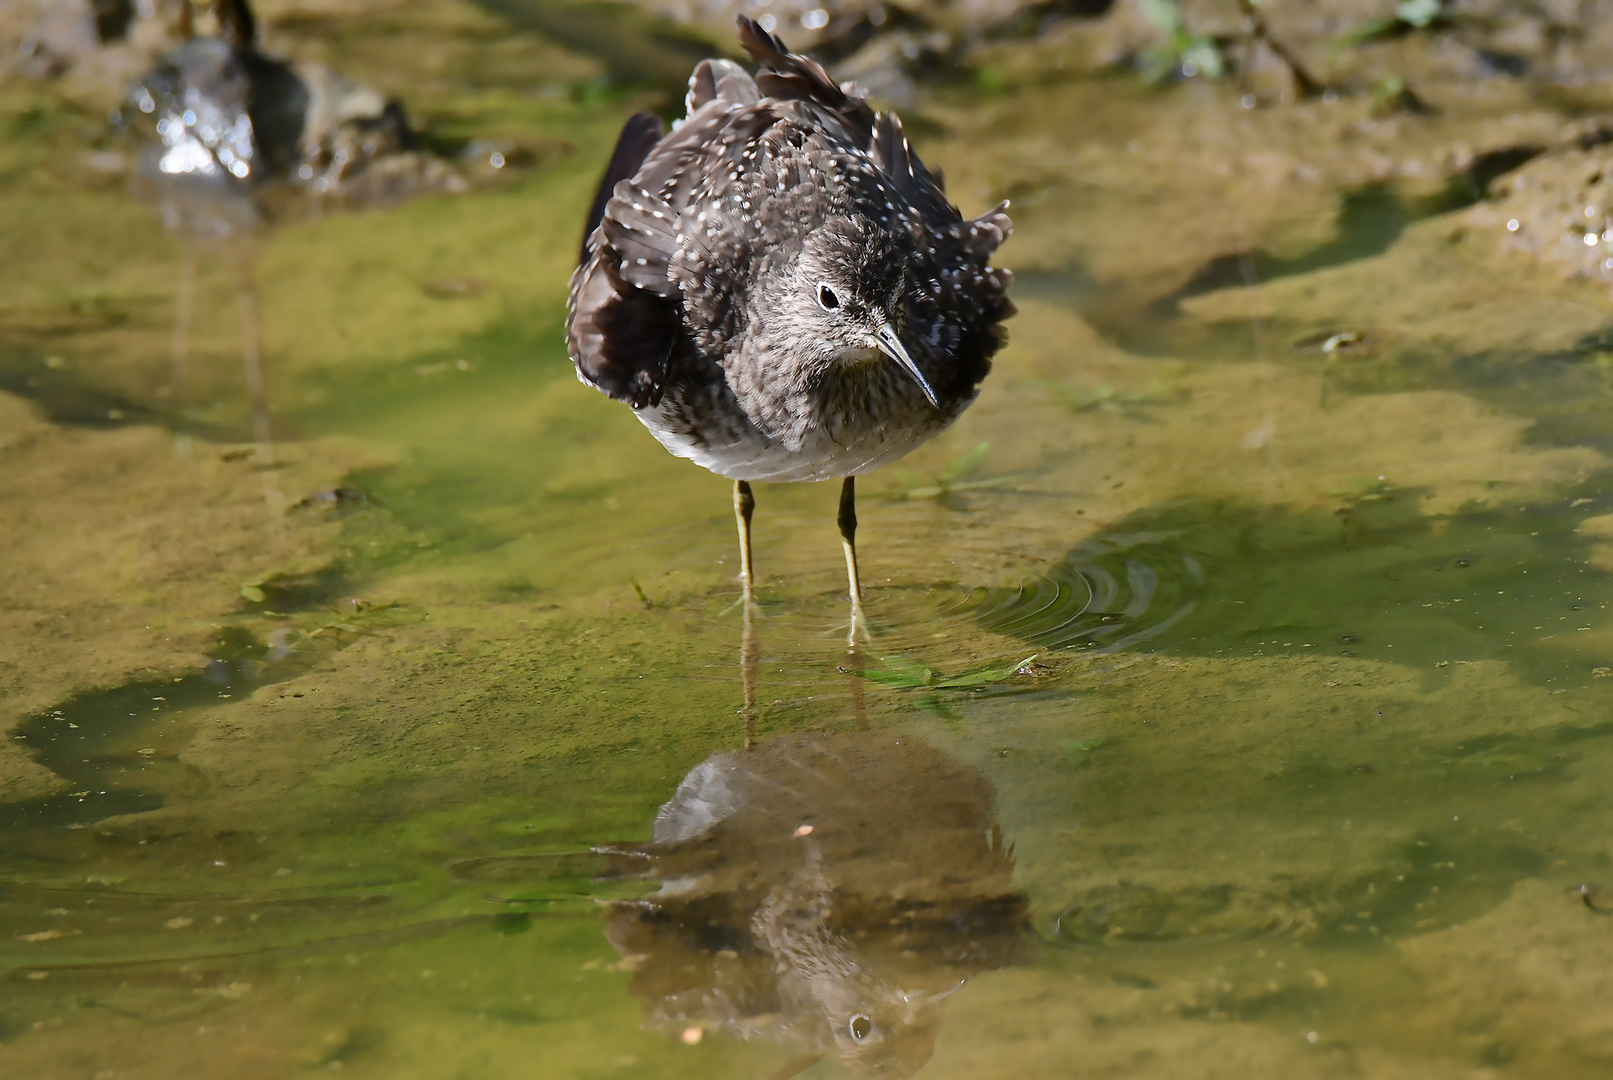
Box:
[634,391,956,483]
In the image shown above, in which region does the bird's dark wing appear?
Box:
[736,14,874,148]
[579,113,665,267]
[567,246,679,409]
[568,116,680,408]
[568,95,783,408]
[733,16,970,243]
[216,0,256,48]
[959,200,1013,258]
[601,182,680,297]
[636,91,779,219]
[869,110,957,230]
[601,99,774,293]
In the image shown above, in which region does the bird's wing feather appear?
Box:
[607,99,765,233]
[869,110,957,228]
[601,182,680,297]
[568,98,783,409]
[567,249,679,409]
[732,22,995,251]
[567,118,684,409]
[579,113,665,267]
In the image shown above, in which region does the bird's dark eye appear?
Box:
[817,283,840,311]
[849,1015,873,1041]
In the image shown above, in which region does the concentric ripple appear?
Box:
[962,530,1204,655]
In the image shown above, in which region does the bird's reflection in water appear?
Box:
[605,731,1030,1078]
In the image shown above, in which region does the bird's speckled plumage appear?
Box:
[567,17,1013,483]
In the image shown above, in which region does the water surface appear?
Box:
[3,2,1613,1076]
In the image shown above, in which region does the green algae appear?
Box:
[5,2,1613,1077]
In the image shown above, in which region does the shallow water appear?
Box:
[5,2,1613,1077]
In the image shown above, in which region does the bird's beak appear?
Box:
[873,320,938,409]
[901,979,967,1009]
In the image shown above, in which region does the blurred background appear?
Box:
[4,0,1613,1077]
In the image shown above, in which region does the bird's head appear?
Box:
[786,216,937,408]
[821,980,961,1079]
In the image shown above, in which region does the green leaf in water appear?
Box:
[1339,13,1398,43]
[1341,0,1445,45]
[1138,0,1184,35]
[1368,75,1427,116]
[932,655,1038,688]
[1032,378,1183,416]
[240,583,267,604]
[492,912,533,935]
[1179,38,1224,79]
[860,654,1037,690]
[860,656,935,688]
[914,693,965,723]
[1331,476,1395,502]
[1061,736,1110,767]
[1135,0,1224,82]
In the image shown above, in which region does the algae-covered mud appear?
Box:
[4,0,1613,1076]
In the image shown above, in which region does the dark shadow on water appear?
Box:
[1048,733,1590,956]
[978,491,1613,973]
[1163,185,1431,307]
[1267,326,1613,460]
[1077,152,1543,354]
[0,572,394,833]
[975,487,1613,687]
[1168,151,1540,305]
[0,629,307,831]
[0,342,209,434]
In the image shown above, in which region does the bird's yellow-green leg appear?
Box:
[734,479,759,745]
[838,476,866,643]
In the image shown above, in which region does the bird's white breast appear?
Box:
[634,396,949,483]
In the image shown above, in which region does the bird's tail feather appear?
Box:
[736,15,874,146]
[685,58,760,115]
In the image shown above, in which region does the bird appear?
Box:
[566,15,1014,635]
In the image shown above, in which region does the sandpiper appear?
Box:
[567,16,1013,627]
